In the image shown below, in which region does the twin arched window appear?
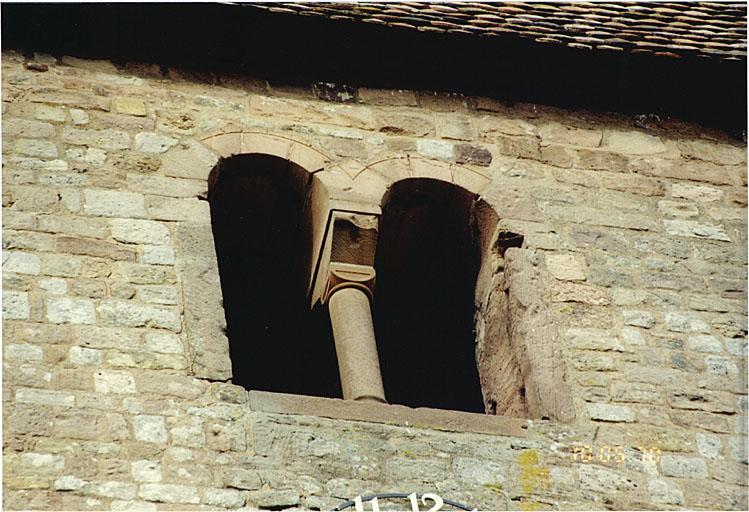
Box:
[209,154,491,413]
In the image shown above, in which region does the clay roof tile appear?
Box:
[248,2,746,61]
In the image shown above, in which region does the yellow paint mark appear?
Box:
[517,449,551,512]
[520,501,541,512]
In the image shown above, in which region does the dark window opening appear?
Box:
[209,154,341,398]
[373,178,485,413]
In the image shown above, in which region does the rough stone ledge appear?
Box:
[248,390,528,437]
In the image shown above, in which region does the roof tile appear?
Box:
[248,2,746,60]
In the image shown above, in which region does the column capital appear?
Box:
[322,262,376,303]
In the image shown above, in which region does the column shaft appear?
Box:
[328,287,386,403]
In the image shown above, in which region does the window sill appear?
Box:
[248,390,528,438]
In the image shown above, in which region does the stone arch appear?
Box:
[348,155,496,302]
[344,155,491,205]
[199,129,333,174]
[198,130,371,299]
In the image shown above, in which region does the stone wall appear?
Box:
[2,50,747,510]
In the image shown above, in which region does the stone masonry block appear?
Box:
[677,139,746,165]
[224,468,262,490]
[664,220,731,242]
[9,186,61,213]
[62,127,130,150]
[14,139,58,158]
[3,251,41,275]
[376,113,434,137]
[665,312,710,333]
[47,297,96,324]
[39,277,68,295]
[546,253,587,281]
[696,432,721,459]
[5,343,43,363]
[146,196,210,222]
[83,481,137,501]
[112,262,176,285]
[202,488,247,508]
[54,476,86,491]
[385,457,449,482]
[112,219,170,245]
[658,200,698,218]
[725,338,747,357]
[416,139,454,160]
[552,281,611,305]
[705,355,738,375]
[247,490,301,510]
[28,90,111,111]
[34,105,66,122]
[688,335,723,353]
[169,416,205,448]
[604,130,667,155]
[69,109,89,125]
[538,121,602,147]
[579,465,636,492]
[452,457,506,486]
[16,387,74,407]
[436,114,476,140]
[135,132,178,154]
[126,174,207,198]
[3,290,30,319]
[648,478,684,505]
[671,183,724,202]
[660,455,708,479]
[19,452,65,474]
[478,115,536,137]
[141,245,175,266]
[587,403,635,422]
[139,483,199,504]
[56,236,137,261]
[144,332,184,354]
[115,97,147,116]
[622,310,655,328]
[94,370,136,394]
[133,415,168,444]
[131,460,162,482]
[161,140,219,180]
[38,215,110,239]
[566,328,625,352]
[84,189,146,218]
[66,147,107,166]
[455,144,493,166]
[97,300,181,331]
[611,381,660,403]
[68,346,102,366]
[136,285,178,305]
[110,500,157,511]
[3,118,55,138]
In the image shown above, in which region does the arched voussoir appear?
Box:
[451,164,491,196]
[199,130,333,174]
[352,155,491,201]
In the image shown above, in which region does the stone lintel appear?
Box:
[248,390,529,438]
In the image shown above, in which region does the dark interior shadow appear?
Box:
[373,178,484,413]
[209,154,341,398]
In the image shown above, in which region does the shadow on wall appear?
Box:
[209,157,485,413]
